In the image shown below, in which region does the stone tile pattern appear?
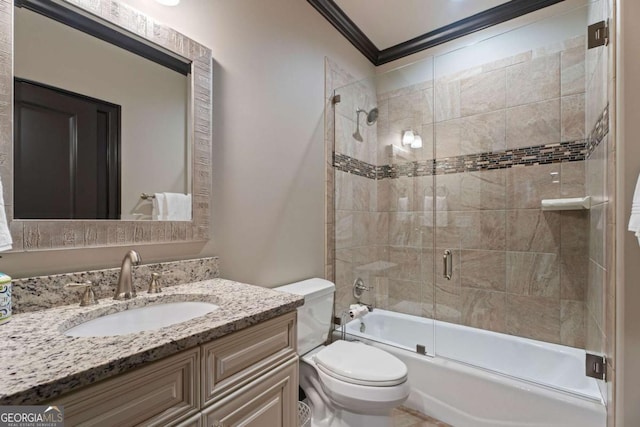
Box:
[0,277,303,405]
[392,406,452,427]
[11,257,220,313]
[330,36,592,348]
[583,1,615,422]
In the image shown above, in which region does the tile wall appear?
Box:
[327,35,593,348]
[324,59,381,316]
[326,4,617,422]
[373,36,589,347]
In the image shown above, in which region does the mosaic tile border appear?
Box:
[333,153,378,179]
[334,103,610,179]
[431,140,587,176]
[586,104,609,157]
[334,139,588,180]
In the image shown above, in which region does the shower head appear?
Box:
[365,107,378,125]
[352,107,378,141]
[357,107,379,125]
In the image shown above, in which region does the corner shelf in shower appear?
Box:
[355,261,398,272]
[541,196,592,211]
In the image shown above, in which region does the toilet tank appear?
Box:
[276,278,335,355]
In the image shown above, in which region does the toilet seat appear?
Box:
[314,340,408,386]
[314,363,411,415]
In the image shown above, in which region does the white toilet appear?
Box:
[277,278,410,427]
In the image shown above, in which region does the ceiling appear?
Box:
[308,0,566,65]
[334,0,511,50]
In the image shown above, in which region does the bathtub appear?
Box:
[342,309,606,427]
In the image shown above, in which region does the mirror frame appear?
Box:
[0,0,212,251]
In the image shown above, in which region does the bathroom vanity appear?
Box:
[0,0,299,424]
[54,313,298,426]
[0,278,303,427]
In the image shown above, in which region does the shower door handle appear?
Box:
[443,249,453,280]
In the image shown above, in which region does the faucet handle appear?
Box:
[147,272,163,294]
[65,281,98,307]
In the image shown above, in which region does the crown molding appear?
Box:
[306,0,378,63]
[308,0,566,66]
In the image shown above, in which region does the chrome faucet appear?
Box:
[114,250,142,300]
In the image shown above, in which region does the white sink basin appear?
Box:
[65,301,219,337]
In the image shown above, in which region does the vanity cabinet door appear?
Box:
[201,357,298,427]
[201,312,296,405]
[52,349,199,427]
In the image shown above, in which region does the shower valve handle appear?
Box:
[353,277,372,299]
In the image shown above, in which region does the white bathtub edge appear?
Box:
[334,333,607,427]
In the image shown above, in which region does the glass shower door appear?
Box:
[431,2,607,403]
[375,57,437,356]
[331,57,437,356]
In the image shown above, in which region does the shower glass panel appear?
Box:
[330,0,609,408]
[432,2,605,401]
[332,57,437,356]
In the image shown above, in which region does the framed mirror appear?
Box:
[0,0,212,250]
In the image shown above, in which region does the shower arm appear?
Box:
[357,108,378,125]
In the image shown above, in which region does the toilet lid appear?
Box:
[314,341,408,386]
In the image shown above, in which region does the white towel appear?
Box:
[628,174,640,245]
[152,193,166,220]
[163,193,192,221]
[0,177,12,252]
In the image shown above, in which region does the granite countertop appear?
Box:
[0,279,303,405]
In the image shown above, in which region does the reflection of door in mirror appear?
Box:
[14,79,121,220]
[14,6,190,221]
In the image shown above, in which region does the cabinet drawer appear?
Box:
[173,413,202,427]
[201,357,298,427]
[52,349,199,427]
[201,312,296,405]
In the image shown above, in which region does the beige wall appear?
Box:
[0,0,374,284]
[617,0,640,424]
[14,8,189,218]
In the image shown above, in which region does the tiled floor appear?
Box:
[392,406,453,427]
